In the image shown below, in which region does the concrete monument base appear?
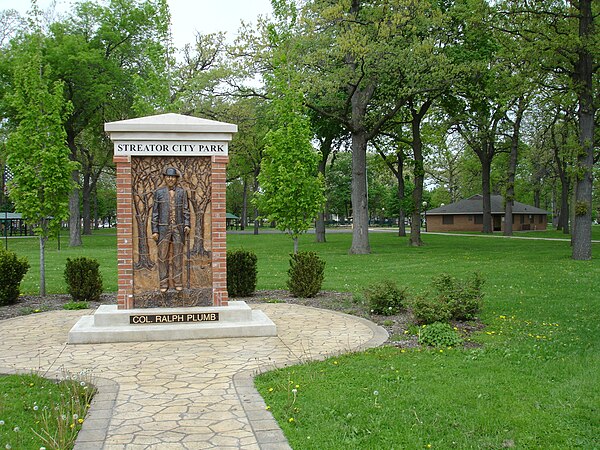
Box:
[68,301,277,344]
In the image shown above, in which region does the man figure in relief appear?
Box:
[152,167,190,292]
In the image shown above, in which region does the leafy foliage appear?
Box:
[227,249,258,297]
[0,248,30,306]
[287,251,325,298]
[63,300,90,310]
[255,102,325,252]
[364,280,407,315]
[418,322,463,347]
[64,257,103,302]
[411,272,484,324]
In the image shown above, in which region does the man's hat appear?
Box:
[163,167,180,177]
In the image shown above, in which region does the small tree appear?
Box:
[5,11,77,296]
[252,1,325,253]
[256,106,325,253]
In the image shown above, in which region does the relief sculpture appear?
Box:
[131,156,212,307]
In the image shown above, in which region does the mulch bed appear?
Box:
[0,290,484,348]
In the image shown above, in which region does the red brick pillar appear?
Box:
[114,155,134,309]
[211,155,229,306]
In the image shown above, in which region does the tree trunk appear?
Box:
[241,179,248,231]
[82,171,92,235]
[481,155,493,234]
[572,0,594,260]
[315,147,329,243]
[349,129,371,254]
[293,236,298,254]
[253,169,260,235]
[410,158,424,246]
[316,211,326,243]
[39,234,46,297]
[69,181,82,246]
[396,163,406,237]
[554,133,570,233]
[504,97,525,236]
[409,101,431,246]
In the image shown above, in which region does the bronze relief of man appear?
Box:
[151,167,190,292]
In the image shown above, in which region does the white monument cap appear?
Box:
[105,113,237,156]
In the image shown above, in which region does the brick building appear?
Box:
[425,194,549,232]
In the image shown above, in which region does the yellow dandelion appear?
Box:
[288,417,295,423]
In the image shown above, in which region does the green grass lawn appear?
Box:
[4,227,599,448]
[230,231,599,449]
[0,372,95,450]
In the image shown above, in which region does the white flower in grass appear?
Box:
[73,414,78,420]
[6,443,12,449]
[12,427,19,432]
[0,420,4,425]
[33,405,39,411]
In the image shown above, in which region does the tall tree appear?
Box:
[500,0,598,258]
[40,0,171,244]
[5,11,77,296]
[443,0,511,234]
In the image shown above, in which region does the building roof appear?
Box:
[0,212,22,220]
[425,195,549,216]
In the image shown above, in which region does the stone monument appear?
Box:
[68,113,276,343]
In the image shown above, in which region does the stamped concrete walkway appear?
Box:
[0,303,387,449]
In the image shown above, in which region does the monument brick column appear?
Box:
[211,155,229,306]
[114,156,134,309]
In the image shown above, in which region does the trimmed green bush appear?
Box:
[364,280,407,315]
[64,257,103,302]
[0,248,30,306]
[410,272,484,324]
[227,249,258,297]
[433,272,484,321]
[409,294,452,324]
[287,251,325,298]
[418,322,463,347]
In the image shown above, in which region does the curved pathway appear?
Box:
[0,303,387,449]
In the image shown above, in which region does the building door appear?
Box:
[493,215,502,231]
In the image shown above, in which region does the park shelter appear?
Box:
[0,212,31,236]
[425,194,549,232]
[226,212,240,230]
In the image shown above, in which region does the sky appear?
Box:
[0,0,273,48]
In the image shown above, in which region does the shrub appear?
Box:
[64,257,103,302]
[364,280,407,315]
[432,272,484,321]
[227,249,258,297]
[418,322,463,348]
[0,248,30,306]
[410,294,452,324]
[287,251,325,298]
[410,272,484,324]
